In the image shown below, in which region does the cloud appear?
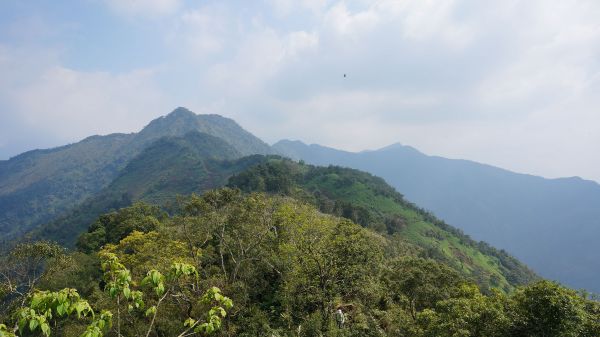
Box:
[266,0,330,17]
[1,0,599,182]
[104,0,182,17]
[169,0,600,181]
[12,67,169,140]
[0,44,172,156]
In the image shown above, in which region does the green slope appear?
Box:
[29,132,266,247]
[0,133,136,241]
[0,108,271,245]
[274,139,600,293]
[27,150,537,292]
[227,157,538,292]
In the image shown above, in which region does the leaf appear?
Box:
[155,283,165,296]
[29,319,39,332]
[183,318,196,327]
[56,304,66,316]
[40,323,51,337]
[18,318,27,334]
[122,287,131,299]
[223,298,233,309]
[30,295,43,309]
[145,306,156,317]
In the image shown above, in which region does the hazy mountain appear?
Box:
[227,157,537,291]
[273,140,600,292]
[30,148,537,292]
[132,108,272,156]
[29,131,267,247]
[0,107,271,243]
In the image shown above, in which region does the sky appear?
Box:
[0,0,599,182]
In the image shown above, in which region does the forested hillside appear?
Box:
[1,190,598,337]
[0,108,272,244]
[227,158,536,292]
[274,140,600,292]
[2,109,598,336]
[27,132,267,247]
[23,148,536,293]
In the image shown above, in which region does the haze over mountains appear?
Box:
[0,108,598,293]
[0,108,271,241]
[273,140,600,292]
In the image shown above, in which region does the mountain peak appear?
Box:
[375,142,422,155]
[136,107,272,156]
[167,107,196,118]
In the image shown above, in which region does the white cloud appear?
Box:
[0,44,171,151]
[266,0,330,17]
[104,0,182,17]
[286,31,319,57]
[12,67,169,141]
[2,0,600,182]
[245,0,600,181]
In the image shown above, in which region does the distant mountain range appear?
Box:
[273,140,600,292]
[0,107,271,241]
[0,107,598,293]
[28,131,267,247]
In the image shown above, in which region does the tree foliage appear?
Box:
[2,189,599,337]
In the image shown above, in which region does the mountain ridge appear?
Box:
[273,138,600,292]
[0,108,271,242]
[276,139,600,184]
[27,131,265,247]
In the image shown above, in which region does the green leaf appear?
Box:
[122,287,131,299]
[155,283,165,296]
[145,306,156,317]
[29,319,39,332]
[18,318,27,334]
[183,318,196,327]
[40,323,51,337]
[56,304,66,316]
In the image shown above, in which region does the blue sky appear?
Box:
[1,0,599,182]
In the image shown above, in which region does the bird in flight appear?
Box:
[344,74,346,78]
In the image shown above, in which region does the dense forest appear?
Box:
[0,108,272,244]
[273,139,600,293]
[1,111,598,336]
[227,158,536,291]
[2,180,600,336]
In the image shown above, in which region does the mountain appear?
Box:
[273,140,600,292]
[132,108,272,155]
[227,157,537,291]
[19,129,537,292]
[28,131,267,247]
[4,188,594,337]
[0,107,271,244]
[31,150,536,292]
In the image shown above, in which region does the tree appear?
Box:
[1,288,112,337]
[509,280,587,337]
[98,237,233,337]
[77,203,164,253]
[280,206,383,332]
[418,284,510,337]
[0,242,70,316]
[382,257,462,320]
